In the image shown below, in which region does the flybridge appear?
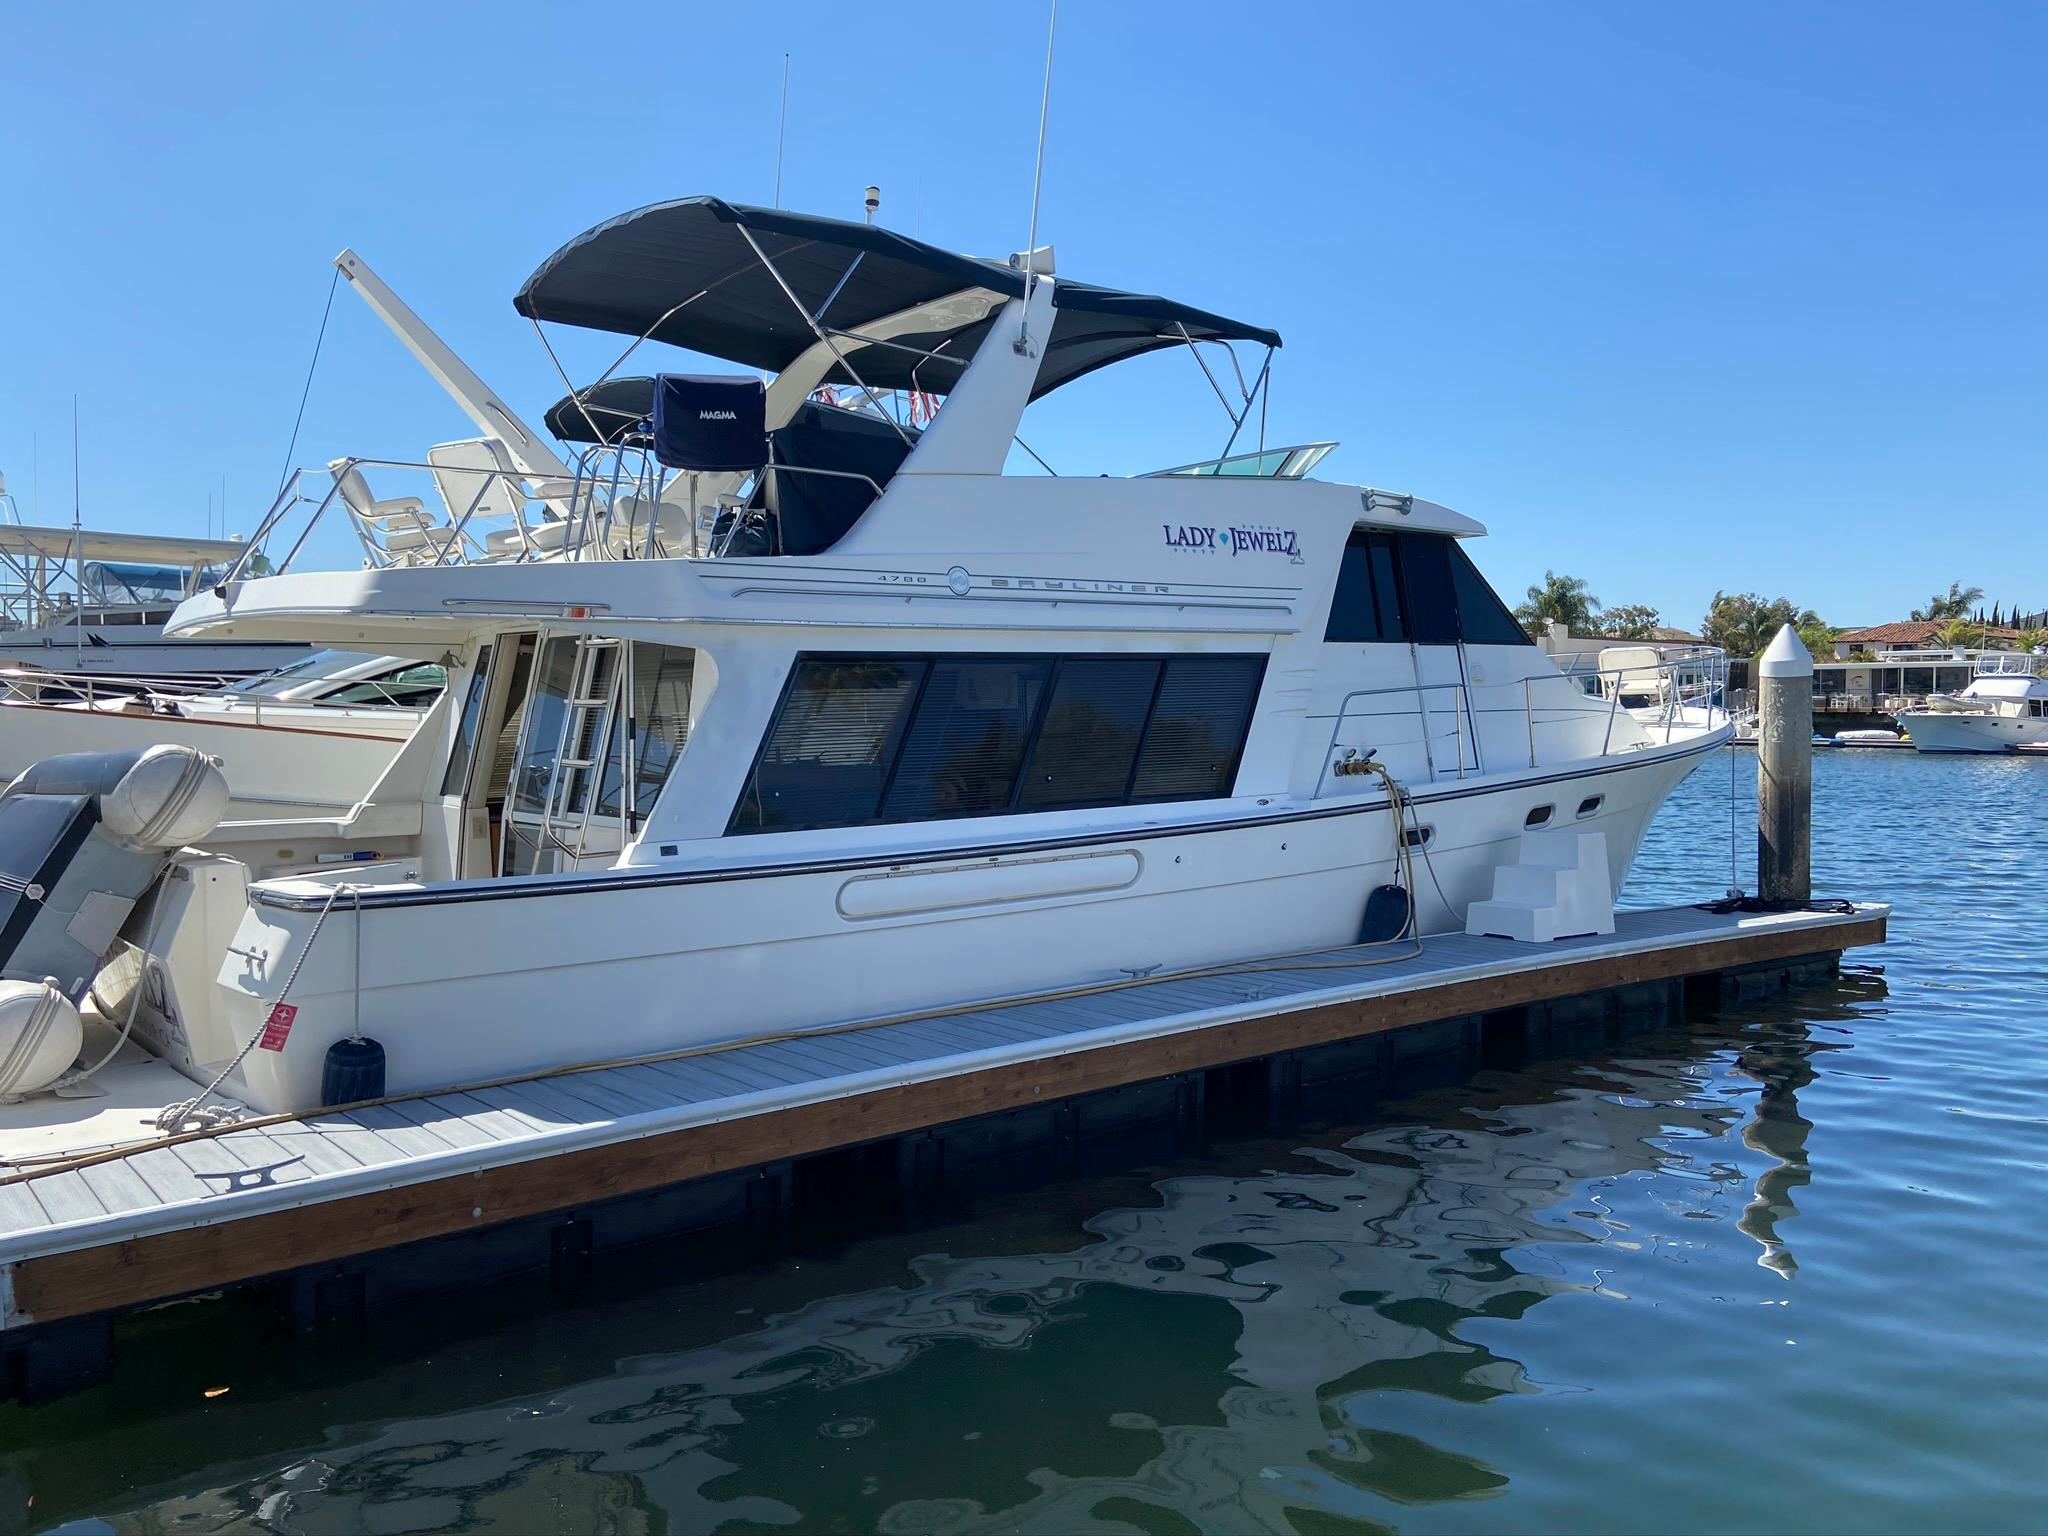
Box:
[222,194,1312,583]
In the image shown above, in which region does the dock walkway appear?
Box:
[1,902,1885,1350]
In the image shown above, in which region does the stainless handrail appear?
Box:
[234,455,897,577]
[0,663,441,715]
[1314,650,1729,798]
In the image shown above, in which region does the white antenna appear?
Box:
[71,397,83,669]
[1016,0,1058,355]
[773,54,791,208]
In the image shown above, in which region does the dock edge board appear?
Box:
[0,909,1885,1333]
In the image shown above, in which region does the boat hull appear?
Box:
[188,741,1718,1113]
[1898,711,2048,754]
[0,700,415,817]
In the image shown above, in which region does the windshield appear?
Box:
[225,650,394,697]
[78,561,221,606]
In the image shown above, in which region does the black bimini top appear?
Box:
[543,376,657,444]
[513,196,1279,400]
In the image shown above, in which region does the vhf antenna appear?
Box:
[1015,0,1058,356]
[773,54,790,208]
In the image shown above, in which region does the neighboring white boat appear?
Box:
[0,650,444,820]
[0,524,307,682]
[0,196,1731,1124]
[1898,660,2048,753]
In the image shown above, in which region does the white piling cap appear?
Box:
[1758,624,1814,678]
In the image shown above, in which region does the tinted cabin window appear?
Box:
[510,637,580,819]
[881,659,1051,820]
[732,659,926,831]
[439,644,493,799]
[1326,532,1384,642]
[1020,658,1161,808]
[1131,657,1264,800]
[1325,529,1409,642]
[595,643,696,826]
[1448,542,1534,645]
[1327,529,1533,647]
[1368,539,1407,639]
[1397,535,1459,644]
[731,651,1264,833]
[1333,530,1411,642]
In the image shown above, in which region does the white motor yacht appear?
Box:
[0,650,445,820]
[1898,656,2048,752]
[0,524,307,682]
[0,196,1731,1123]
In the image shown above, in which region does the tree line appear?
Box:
[1512,575,2048,659]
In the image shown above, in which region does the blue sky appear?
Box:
[2,2,2042,631]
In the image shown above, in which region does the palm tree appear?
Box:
[1935,617,1983,650]
[1513,571,1600,636]
[1910,582,1985,623]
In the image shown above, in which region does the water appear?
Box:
[6,749,2045,1534]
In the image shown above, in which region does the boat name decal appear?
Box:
[1164,523,1301,560]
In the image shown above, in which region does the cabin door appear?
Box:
[432,633,538,880]
[497,632,697,877]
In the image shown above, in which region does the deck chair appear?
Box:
[329,460,461,567]
[429,439,566,559]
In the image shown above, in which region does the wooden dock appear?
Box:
[0,900,1885,1399]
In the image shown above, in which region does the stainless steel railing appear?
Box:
[1314,650,1729,798]
[222,455,892,582]
[0,665,437,714]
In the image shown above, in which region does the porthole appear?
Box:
[1576,795,1603,819]
[1524,804,1554,829]
[1404,826,1434,848]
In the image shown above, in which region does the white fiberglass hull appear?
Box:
[186,740,1716,1114]
[1899,711,2048,753]
[0,700,416,817]
[0,631,307,682]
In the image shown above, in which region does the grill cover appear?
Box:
[651,375,768,472]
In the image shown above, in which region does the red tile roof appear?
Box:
[1835,620,2025,646]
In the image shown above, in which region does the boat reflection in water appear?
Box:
[12,978,1878,1533]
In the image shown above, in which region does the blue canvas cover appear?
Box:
[651,375,768,472]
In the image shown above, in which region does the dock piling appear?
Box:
[1757,625,1814,903]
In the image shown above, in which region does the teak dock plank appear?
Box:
[0,904,1885,1341]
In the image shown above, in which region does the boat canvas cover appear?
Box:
[651,375,768,472]
[544,376,660,445]
[513,196,1280,400]
[0,524,248,568]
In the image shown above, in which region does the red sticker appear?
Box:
[257,1003,298,1052]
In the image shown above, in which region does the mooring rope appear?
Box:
[150,881,353,1135]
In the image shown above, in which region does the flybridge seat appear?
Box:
[0,745,228,1098]
[330,460,464,568]
[427,438,577,559]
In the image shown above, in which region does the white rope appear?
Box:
[153,882,352,1134]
